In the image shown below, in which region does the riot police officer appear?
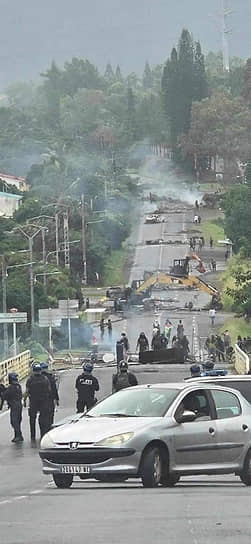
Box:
[24,363,51,440]
[75,361,99,413]
[3,373,23,442]
[40,362,59,427]
[112,360,138,393]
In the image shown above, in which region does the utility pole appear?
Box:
[81,194,87,285]
[12,225,46,334]
[63,210,70,268]
[221,0,232,72]
[1,256,8,357]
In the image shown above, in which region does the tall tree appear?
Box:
[115,65,123,81]
[177,29,194,132]
[41,61,62,125]
[161,48,179,148]
[126,87,137,142]
[242,58,251,106]
[104,63,115,85]
[142,62,153,90]
[193,41,208,101]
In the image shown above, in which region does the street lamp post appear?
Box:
[11,225,47,334]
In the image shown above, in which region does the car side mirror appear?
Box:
[176,410,197,424]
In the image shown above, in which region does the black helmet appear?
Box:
[8,372,18,383]
[203,360,214,371]
[119,360,128,372]
[190,364,201,376]
[32,363,41,374]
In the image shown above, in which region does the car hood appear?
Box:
[49,416,163,444]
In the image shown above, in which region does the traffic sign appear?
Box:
[0,312,27,324]
[58,299,79,318]
[38,309,62,328]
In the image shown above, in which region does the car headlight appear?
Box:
[95,432,134,446]
[40,432,55,449]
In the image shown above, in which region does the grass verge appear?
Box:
[201,219,225,247]
[103,248,127,286]
[219,317,251,343]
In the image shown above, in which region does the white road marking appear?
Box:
[0,500,11,506]
[29,490,42,495]
[13,496,27,501]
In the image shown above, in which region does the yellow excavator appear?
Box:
[131,256,220,303]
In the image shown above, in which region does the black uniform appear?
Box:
[0,383,6,410]
[26,374,51,439]
[75,372,99,413]
[4,382,23,441]
[42,371,59,427]
[112,371,138,392]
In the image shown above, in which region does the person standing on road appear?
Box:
[40,362,59,427]
[216,335,225,362]
[120,332,129,353]
[210,237,213,248]
[107,318,113,339]
[24,363,51,441]
[223,330,231,351]
[151,329,163,351]
[209,308,216,326]
[75,361,99,413]
[0,376,6,410]
[100,317,105,341]
[112,360,138,393]
[136,332,149,353]
[2,373,23,443]
[177,320,184,340]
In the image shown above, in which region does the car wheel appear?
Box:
[161,472,180,487]
[240,450,251,486]
[141,447,163,488]
[53,473,73,488]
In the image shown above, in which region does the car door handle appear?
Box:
[242,424,248,431]
[209,427,215,435]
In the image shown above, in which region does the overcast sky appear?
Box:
[0,0,250,89]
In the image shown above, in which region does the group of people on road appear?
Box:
[205,331,232,362]
[99,317,113,341]
[134,319,190,360]
[0,361,59,443]
[75,358,138,413]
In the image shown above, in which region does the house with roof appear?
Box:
[0,191,23,217]
[0,172,29,192]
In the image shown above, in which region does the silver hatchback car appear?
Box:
[40,382,251,488]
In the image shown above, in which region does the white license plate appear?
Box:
[61,465,91,474]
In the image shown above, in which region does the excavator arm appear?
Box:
[135,272,219,297]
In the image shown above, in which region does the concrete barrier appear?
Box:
[234,344,250,375]
[0,350,31,386]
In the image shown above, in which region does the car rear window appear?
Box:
[214,381,251,405]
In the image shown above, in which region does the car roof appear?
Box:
[132,382,242,392]
[188,375,251,383]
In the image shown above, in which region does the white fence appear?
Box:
[234,344,250,375]
[0,350,31,386]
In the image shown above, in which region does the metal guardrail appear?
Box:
[0,350,31,386]
[234,344,250,375]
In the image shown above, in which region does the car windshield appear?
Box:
[88,388,179,418]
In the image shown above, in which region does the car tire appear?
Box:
[240,450,251,486]
[141,446,163,488]
[161,473,180,487]
[53,473,73,488]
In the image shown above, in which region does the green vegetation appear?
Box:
[0,26,250,348]
[220,318,251,344]
[220,256,251,317]
[103,248,128,286]
[201,219,225,247]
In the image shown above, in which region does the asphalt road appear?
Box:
[0,169,243,544]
